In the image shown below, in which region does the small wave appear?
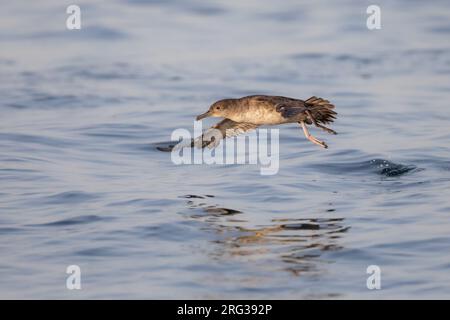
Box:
[309,158,418,177]
[29,215,109,227]
[125,0,227,16]
[107,198,171,207]
[369,159,418,177]
[180,194,242,218]
[24,25,127,41]
[181,194,215,199]
[0,133,77,148]
[41,191,100,205]
[0,227,24,234]
[75,247,121,257]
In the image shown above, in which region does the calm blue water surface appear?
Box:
[1,0,450,298]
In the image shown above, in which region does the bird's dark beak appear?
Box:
[196,111,210,121]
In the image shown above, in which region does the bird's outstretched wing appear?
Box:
[193,119,259,149]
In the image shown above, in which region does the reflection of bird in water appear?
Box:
[181,194,348,276]
[194,95,337,149]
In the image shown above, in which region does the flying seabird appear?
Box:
[193,95,337,149]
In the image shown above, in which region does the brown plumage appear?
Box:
[194,95,337,149]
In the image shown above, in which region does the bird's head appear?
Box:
[196,99,234,120]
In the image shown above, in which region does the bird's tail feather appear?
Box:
[305,96,337,125]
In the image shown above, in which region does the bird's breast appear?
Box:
[232,106,287,125]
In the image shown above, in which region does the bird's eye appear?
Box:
[216,107,221,110]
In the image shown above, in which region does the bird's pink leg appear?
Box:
[300,121,328,149]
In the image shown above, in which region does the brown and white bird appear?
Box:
[193,95,337,149]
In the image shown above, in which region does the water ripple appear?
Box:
[309,158,418,177]
[28,215,109,227]
[40,191,101,205]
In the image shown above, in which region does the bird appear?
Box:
[193,95,337,149]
